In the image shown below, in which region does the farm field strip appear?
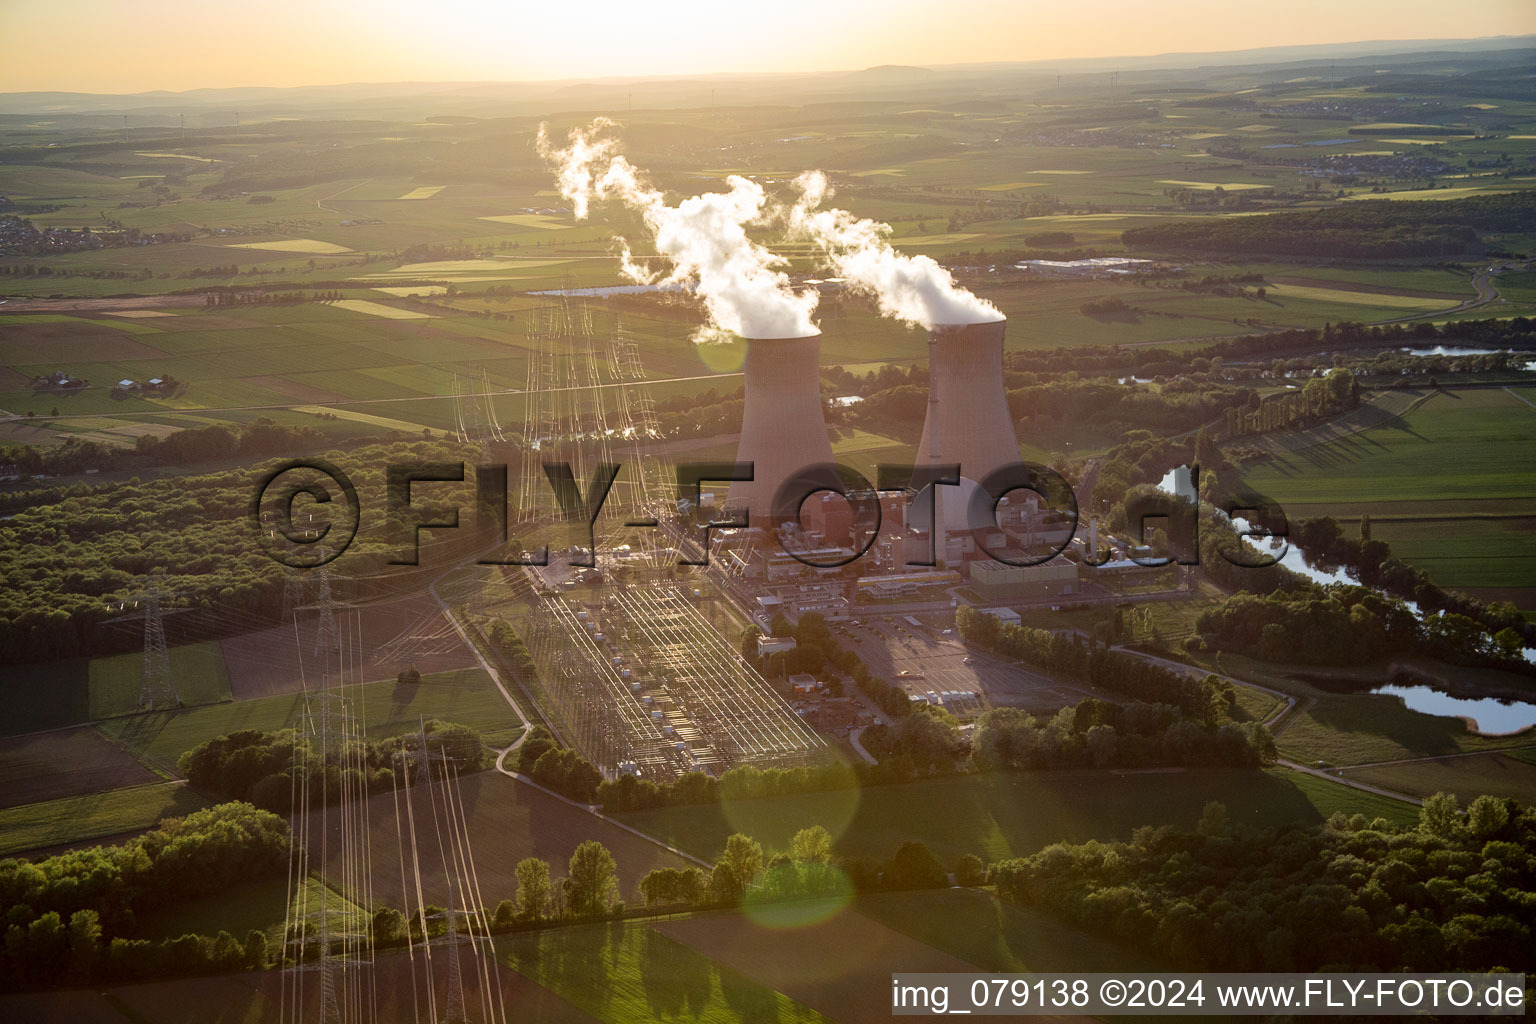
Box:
[224,238,353,254]
[1157,180,1272,190]
[0,781,212,856]
[1264,283,1458,311]
[0,726,159,809]
[477,214,570,229]
[1341,185,1522,201]
[328,299,434,319]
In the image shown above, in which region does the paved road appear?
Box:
[848,727,878,765]
[1375,257,1532,325]
[1273,757,1424,805]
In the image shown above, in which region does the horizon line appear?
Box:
[2,32,1532,100]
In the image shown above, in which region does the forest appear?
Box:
[0,437,479,664]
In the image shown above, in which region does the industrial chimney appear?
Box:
[727,334,839,527]
[913,319,1018,551]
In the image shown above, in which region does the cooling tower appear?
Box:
[727,334,839,526]
[914,319,1018,541]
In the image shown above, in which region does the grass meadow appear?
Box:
[1340,751,1536,806]
[99,668,522,774]
[618,768,1419,868]
[497,918,833,1024]
[1238,385,1536,608]
[0,781,211,856]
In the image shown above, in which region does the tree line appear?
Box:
[1292,514,1533,650]
[992,792,1534,972]
[488,826,979,930]
[971,696,1275,772]
[1189,508,1535,663]
[178,721,488,813]
[1222,368,1360,437]
[0,803,286,992]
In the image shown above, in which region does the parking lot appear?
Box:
[836,616,1089,715]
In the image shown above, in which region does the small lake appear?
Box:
[1372,684,1536,735]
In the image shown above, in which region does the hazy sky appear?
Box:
[2,0,1532,93]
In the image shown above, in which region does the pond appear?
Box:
[1372,684,1536,735]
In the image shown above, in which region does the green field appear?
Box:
[0,781,211,856]
[1238,386,1536,607]
[0,642,232,737]
[618,768,1418,867]
[1241,387,1535,505]
[1340,751,1536,806]
[87,641,231,719]
[1276,689,1536,767]
[137,874,365,948]
[856,888,1156,973]
[496,918,833,1024]
[99,668,522,774]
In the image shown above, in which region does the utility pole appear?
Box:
[314,557,339,657]
[443,910,467,1024]
[138,583,178,711]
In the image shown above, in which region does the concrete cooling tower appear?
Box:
[727,334,839,526]
[914,319,1020,550]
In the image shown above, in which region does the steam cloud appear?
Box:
[788,171,1002,328]
[538,119,819,342]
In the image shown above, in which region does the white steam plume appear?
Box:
[788,171,1002,328]
[538,119,818,342]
